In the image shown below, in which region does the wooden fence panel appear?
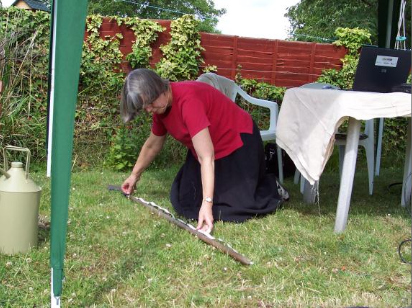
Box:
[95,18,347,88]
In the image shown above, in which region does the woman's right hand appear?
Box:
[121,173,140,195]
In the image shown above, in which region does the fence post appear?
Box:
[271,40,279,85]
[230,36,238,80]
[309,42,317,83]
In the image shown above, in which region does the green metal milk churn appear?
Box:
[0,146,42,255]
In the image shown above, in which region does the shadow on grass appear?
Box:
[85,253,144,306]
[37,216,50,246]
[79,223,172,306]
[281,166,410,219]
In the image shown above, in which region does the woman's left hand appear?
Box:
[192,128,215,234]
[196,202,214,234]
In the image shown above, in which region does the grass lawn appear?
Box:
[0,164,411,307]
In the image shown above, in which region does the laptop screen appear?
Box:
[352,46,411,93]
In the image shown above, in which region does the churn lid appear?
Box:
[0,162,41,193]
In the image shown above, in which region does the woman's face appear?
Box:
[144,92,169,115]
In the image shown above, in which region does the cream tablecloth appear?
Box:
[276,88,411,184]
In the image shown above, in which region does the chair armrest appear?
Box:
[235,86,279,132]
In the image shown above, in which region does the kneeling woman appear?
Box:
[120,69,284,234]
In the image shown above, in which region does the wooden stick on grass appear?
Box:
[108,185,253,265]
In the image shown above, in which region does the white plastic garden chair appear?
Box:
[196,73,284,183]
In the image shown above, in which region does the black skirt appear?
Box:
[170,122,283,223]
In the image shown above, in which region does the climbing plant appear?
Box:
[122,17,164,69]
[80,14,124,96]
[156,14,204,81]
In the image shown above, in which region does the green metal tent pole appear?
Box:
[46,0,56,178]
[49,0,88,306]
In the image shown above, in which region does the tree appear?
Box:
[87,0,226,33]
[285,0,411,46]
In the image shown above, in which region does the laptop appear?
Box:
[352,46,411,93]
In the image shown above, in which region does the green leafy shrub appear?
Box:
[230,77,286,131]
[239,78,286,103]
[105,114,186,171]
[202,64,218,73]
[0,8,50,160]
[333,27,372,55]
[317,27,407,164]
[105,124,145,171]
[317,27,371,89]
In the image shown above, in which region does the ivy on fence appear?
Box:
[122,17,165,69]
[156,15,204,81]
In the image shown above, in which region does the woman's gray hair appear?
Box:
[120,68,170,122]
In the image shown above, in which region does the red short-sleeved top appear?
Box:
[151,81,253,160]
